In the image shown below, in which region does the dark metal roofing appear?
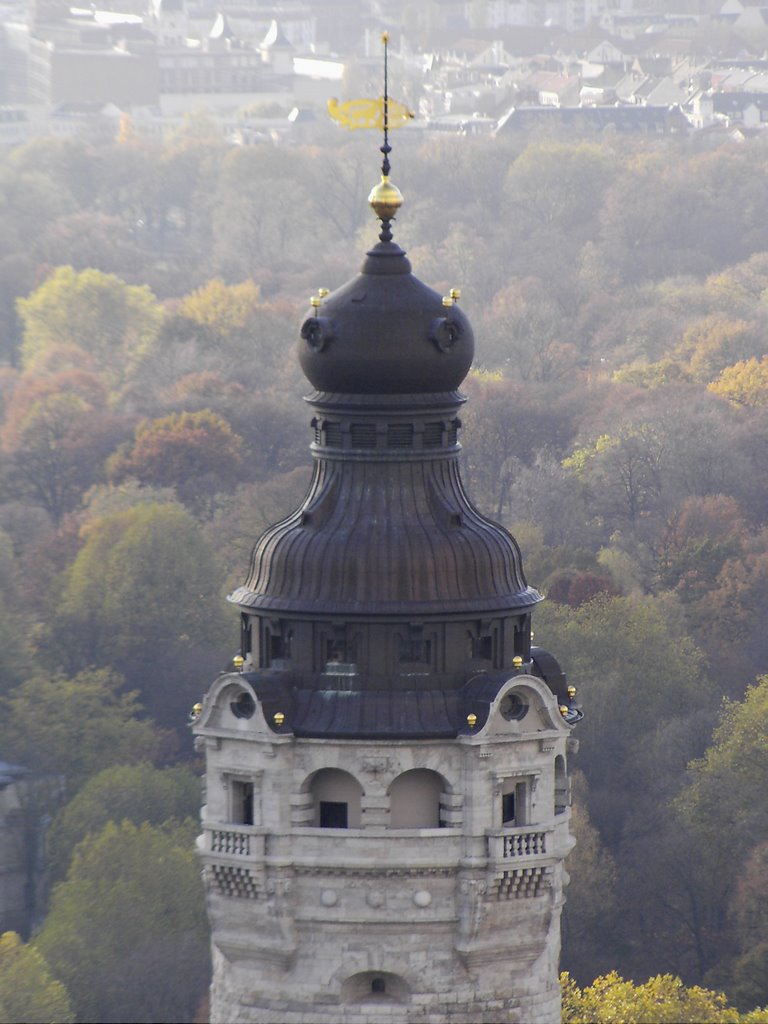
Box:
[245,653,570,738]
[297,240,474,396]
[230,451,541,616]
[289,688,460,738]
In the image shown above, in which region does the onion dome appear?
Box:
[298,239,474,395]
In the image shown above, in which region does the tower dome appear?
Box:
[231,151,538,624]
[298,240,474,395]
[230,239,538,621]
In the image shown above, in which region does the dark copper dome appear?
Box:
[229,443,540,616]
[298,241,474,395]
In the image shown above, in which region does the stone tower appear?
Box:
[193,147,581,1024]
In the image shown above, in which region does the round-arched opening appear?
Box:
[230,691,256,719]
[308,768,363,829]
[340,970,410,1005]
[388,769,445,828]
[499,690,528,721]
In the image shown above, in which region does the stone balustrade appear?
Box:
[486,827,552,864]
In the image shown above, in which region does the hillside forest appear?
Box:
[2,122,768,1022]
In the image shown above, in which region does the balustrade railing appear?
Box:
[486,827,551,863]
[207,825,265,858]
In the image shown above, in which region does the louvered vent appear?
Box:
[423,422,444,447]
[325,422,343,447]
[351,423,377,448]
[387,423,414,448]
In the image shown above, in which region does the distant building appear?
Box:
[496,102,691,135]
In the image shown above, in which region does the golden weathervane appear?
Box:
[328,32,412,242]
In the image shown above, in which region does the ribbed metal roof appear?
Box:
[230,454,540,616]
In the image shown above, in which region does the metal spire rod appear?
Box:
[381,31,391,178]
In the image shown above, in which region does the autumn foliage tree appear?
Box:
[1,369,127,524]
[0,669,165,800]
[16,266,162,380]
[0,931,74,1024]
[107,409,244,514]
[560,971,765,1024]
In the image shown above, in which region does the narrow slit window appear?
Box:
[232,781,254,826]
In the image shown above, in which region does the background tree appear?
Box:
[0,669,166,800]
[0,931,73,1024]
[49,503,234,727]
[536,594,712,842]
[35,821,210,1024]
[47,762,200,880]
[16,266,162,381]
[709,357,768,408]
[107,409,244,516]
[1,369,127,525]
[560,970,761,1024]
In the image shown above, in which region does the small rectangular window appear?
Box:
[502,781,528,826]
[502,792,515,824]
[325,422,343,447]
[472,635,493,660]
[319,801,348,828]
[232,781,254,826]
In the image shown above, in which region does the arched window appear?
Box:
[389,769,444,828]
[309,769,363,829]
[340,971,410,1004]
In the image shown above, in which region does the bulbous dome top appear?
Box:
[298,240,474,395]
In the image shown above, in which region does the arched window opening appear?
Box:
[340,971,410,1005]
[389,769,444,829]
[310,768,363,829]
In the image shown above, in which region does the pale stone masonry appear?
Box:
[195,669,576,1023]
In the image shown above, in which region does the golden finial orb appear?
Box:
[368,175,403,223]
[467,713,477,728]
[274,711,285,726]
[310,295,321,309]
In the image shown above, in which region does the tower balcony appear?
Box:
[200,819,567,876]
